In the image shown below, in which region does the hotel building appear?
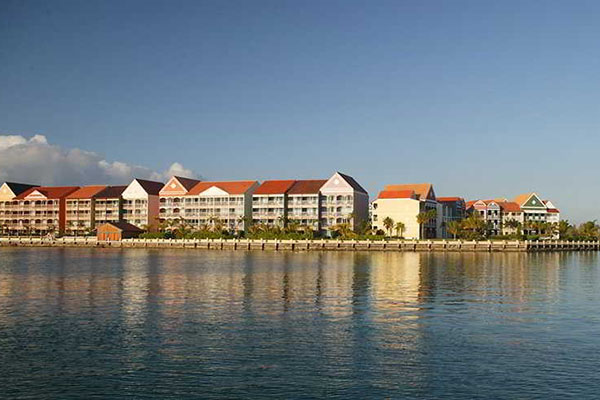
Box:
[122,179,164,230]
[319,172,369,232]
[371,183,441,239]
[65,186,108,235]
[94,186,128,225]
[252,180,296,227]
[287,180,327,230]
[159,177,259,232]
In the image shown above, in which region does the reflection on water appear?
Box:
[1,248,600,398]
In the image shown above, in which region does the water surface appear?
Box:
[1,248,599,399]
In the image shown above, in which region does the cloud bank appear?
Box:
[0,134,199,186]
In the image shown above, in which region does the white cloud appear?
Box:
[0,134,200,185]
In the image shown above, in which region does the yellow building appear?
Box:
[371,184,441,239]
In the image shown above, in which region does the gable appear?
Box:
[122,180,149,199]
[522,193,545,209]
[487,202,500,210]
[160,177,189,196]
[0,183,16,201]
[320,172,355,194]
[25,190,48,200]
[199,186,229,196]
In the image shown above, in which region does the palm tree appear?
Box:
[446,220,462,239]
[504,219,521,235]
[416,209,437,239]
[382,217,394,237]
[558,220,572,239]
[394,221,405,238]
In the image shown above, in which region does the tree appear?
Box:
[558,220,572,239]
[578,220,599,240]
[416,209,437,239]
[383,217,394,237]
[461,213,487,240]
[394,221,405,238]
[446,220,462,239]
[504,219,521,235]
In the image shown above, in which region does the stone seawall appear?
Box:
[1,237,599,252]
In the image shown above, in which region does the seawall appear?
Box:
[1,237,599,252]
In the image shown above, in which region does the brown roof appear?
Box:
[288,180,327,195]
[97,221,143,233]
[513,193,535,206]
[188,180,258,195]
[337,172,368,194]
[384,183,433,200]
[253,180,296,195]
[95,186,127,199]
[173,176,201,191]
[135,179,164,195]
[66,185,107,199]
[16,186,80,200]
[498,202,521,213]
[377,190,416,199]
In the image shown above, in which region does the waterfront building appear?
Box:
[5,186,79,235]
[161,179,259,232]
[122,178,164,230]
[287,180,327,230]
[371,183,441,239]
[65,185,108,235]
[252,180,296,227]
[319,172,369,233]
[437,197,466,238]
[0,182,39,235]
[94,186,128,226]
[158,176,202,223]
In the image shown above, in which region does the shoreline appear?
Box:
[1,237,599,252]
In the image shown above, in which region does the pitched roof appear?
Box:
[173,176,201,191]
[288,180,327,195]
[66,185,107,199]
[384,183,434,200]
[253,180,296,195]
[97,221,143,232]
[16,186,80,200]
[337,172,368,194]
[188,180,258,195]
[135,179,164,195]
[377,190,416,199]
[498,202,521,213]
[437,197,464,203]
[95,186,127,199]
[4,182,39,196]
[547,208,560,213]
[513,192,535,206]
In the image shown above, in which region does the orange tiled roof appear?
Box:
[498,202,521,212]
[16,186,80,200]
[66,185,107,199]
[384,183,433,200]
[288,180,327,195]
[377,190,416,199]
[437,197,464,202]
[253,180,296,195]
[188,180,258,195]
[513,192,535,206]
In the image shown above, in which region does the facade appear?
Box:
[466,192,561,237]
[0,182,39,235]
[1,186,79,235]
[252,180,296,227]
[160,178,259,232]
[286,180,327,230]
[65,185,108,235]
[320,172,369,233]
[437,197,466,238]
[122,179,164,230]
[371,183,441,239]
[94,186,128,226]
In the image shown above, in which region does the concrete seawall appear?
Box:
[1,237,599,252]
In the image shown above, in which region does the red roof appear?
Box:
[547,208,560,213]
[437,197,464,203]
[16,186,80,200]
[498,202,521,212]
[377,190,416,199]
[288,180,327,195]
[253,180,296,195]
[67,185,107,199]
[188,181,258,195]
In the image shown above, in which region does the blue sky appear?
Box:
[1,0,599,221]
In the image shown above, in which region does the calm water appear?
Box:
[1,249,599,399]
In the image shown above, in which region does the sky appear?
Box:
[1,0,600,222]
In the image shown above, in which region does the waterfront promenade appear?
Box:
[1,237,598,252]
